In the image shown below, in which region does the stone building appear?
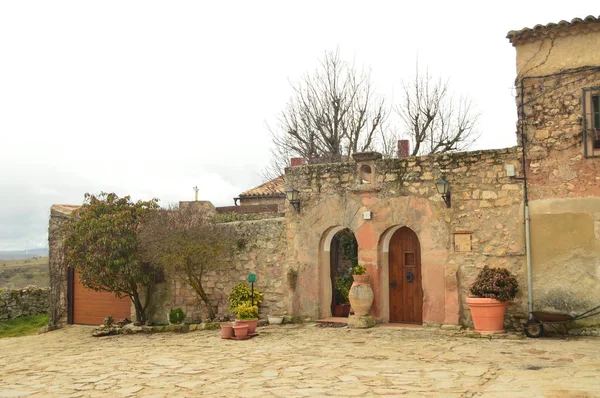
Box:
[48,15,600,330]
[507,15,600,321]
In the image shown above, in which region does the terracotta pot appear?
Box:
[348,274,374,316]
[235,319,258,334]
[466,297,507,334]
[220,324,234,339]
[232,324,249,339]
[333,304,351,317]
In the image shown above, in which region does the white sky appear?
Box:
[1,1,597,251]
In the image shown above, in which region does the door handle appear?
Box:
[406,272,414,283]
[390,281,398,289]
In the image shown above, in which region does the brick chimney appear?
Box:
[397,140,410,158]
[290,157,305,167]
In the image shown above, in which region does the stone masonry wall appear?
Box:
[0,286,49,320]
[518,66,600,324]
[284,148,527,328]
[159,218,287,323]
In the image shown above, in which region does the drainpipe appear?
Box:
[525,205,533,314]
[520,79,534,315]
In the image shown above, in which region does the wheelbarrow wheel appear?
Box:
[524,319,544,338]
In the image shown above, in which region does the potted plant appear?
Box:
[333,276,351,317]
[466,266,519,334]
[233,303,259,334]
[348,264,374,316]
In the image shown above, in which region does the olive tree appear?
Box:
[63,192,160,324]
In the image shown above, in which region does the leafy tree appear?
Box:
[63,192,160,324]
[140,204,238,320]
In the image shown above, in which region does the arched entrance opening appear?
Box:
[329,228,358,317]
[319,226,357,318]
[388,226,423,323]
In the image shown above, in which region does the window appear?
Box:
[583,88,600,155]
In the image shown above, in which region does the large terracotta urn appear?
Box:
[348,274,374,316]
[466,297,507,334]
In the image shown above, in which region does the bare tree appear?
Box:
[139,204,238,320]
[397,68,480,156]
[266,49,390,178]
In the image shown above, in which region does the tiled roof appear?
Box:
[239,176,285,198]
[507,15,600,45]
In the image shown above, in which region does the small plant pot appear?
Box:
[220,324,234,339]
[232,324,249,339]
[333,304,351,317]
[267,315,284,325]
[235,319,258,334]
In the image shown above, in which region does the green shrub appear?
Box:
[334,276,352,304]
[168,308,186,324]
[229,283,263,312]
[234,303,259,320]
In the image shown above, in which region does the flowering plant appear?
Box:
[469,266,518,302]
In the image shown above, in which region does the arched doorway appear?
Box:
[389,227,423,323]
[329,229,358,317]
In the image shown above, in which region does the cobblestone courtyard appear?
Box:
[0,324,599,397]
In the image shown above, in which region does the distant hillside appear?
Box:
[0,248,49,260]
[0,256,49,289]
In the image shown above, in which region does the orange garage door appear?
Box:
[73,271,132,325]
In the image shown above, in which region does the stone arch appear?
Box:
[378,224,419,323]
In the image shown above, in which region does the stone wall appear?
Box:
[517,56,600,324]
[0,286,49,320]
[155,218,287,323]
[284,148,526,327]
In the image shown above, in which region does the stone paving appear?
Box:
[0,324,599,397]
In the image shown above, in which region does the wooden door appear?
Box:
[73,270,131,325]
[389,227,423,323]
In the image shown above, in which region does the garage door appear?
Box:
[73,270,132,325]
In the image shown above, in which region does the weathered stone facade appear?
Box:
[0,286,49,320]
[283,148,526,327]
[509,17,600,325]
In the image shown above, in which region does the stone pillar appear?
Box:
[48,205,78,328]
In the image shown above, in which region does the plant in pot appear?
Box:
[333,276,352,317]
[233,303,259,335]
[466,266,519,334]
[229,283,263,334]
[348,264,374,316]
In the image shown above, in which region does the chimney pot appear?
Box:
[291,157,305,167]
[397,140,410,158]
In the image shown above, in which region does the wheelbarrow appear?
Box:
[524,304,600,338]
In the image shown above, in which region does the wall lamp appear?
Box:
[285,188,301,212]
[435,178,451,208]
